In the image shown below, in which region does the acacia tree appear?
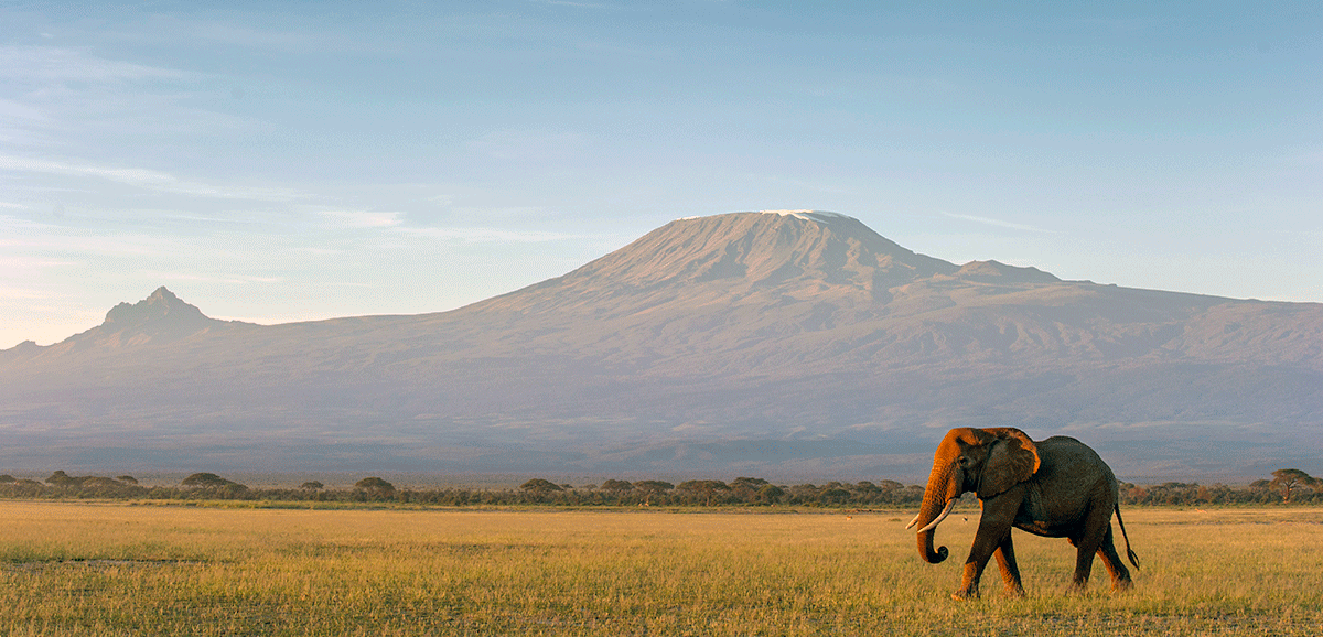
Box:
[754,484,785,505]
[355,477,396,499]
[819,484,851,505]
[182,472,237,487]
[729,477,768,501]
[600,479,633,492]
[180,472,247,497]
[1271,468,1317,503]
[633,480,673,506]
[45,471,77,486]
[678,480,730,506]
[520,478,563,493]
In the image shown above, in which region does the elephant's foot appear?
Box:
[1066,581,1088,595]
[1112,578,1133,592]
[951,587,980,601]
[1002,584,1026,598]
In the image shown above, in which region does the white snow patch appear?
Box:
[758,209,853,222]
[678,210,855,222]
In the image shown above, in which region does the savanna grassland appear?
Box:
[1,502,1320,636]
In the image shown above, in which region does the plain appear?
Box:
[1,502,1320,636]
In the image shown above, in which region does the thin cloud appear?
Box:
[0,255,77,273]
[0,213,48,231]
[0,44,195,83]
[397,226,577,243]
[318,209,405,229]
[137,271,285,286]
[943,212,1060,234]
[449,206,556,220]
[0,155,304,202]
[0,97,47,123]
[0,285,59,300]
[0,221,232,261]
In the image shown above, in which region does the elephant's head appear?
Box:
[909,428,1040,563]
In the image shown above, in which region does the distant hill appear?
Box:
[2,210,1320,480]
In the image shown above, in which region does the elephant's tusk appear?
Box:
[905,513,920,530]
[916,499,956,534]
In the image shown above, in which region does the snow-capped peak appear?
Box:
[758,209,853,222]
[677,209,854,223]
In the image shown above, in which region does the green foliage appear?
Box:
[599,479,633,491]
[354,476,396,493]
[633,480,673,492]
[520,478,563,493]
[181,472,237,487]
[819,483,852,504]
[39,471,140,495]
[179,472,248,499]
[1270,468,1320,502]
[1,469,1320,508]
[677,480,731,506]
[754,484,785,504]
[45,471,77,486]
[730,476,767,490]
[1119,477,1323,506]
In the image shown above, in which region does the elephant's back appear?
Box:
[1038,436,1106,466]
[1031,438,1118,503]
[1037,437,1113,475]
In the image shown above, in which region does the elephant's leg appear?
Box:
[992,534,1025,597]
[956,508,1015,600]
[1094,525,1133,591]
[1068,504,1114,591]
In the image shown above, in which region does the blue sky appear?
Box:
[2,1,1321,347]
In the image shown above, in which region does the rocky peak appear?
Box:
[104,287,211,327]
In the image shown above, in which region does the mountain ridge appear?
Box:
[2,211,1320,479]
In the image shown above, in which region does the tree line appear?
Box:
[1122,468,1323,506]
[2,469,1320,507]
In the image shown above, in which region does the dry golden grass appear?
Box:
[1,502,1320,635]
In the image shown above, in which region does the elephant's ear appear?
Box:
[977,428,1040,499]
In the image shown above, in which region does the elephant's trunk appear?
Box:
[914,463,958,564]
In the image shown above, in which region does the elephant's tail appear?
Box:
[1115,503,1140,569]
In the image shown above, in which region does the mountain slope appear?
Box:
[2,211,1320,479]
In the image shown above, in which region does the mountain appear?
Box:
[2,211,1321,480]
[26,287,250,354]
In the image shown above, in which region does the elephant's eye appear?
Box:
[957,456,970,466]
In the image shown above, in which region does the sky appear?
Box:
[2,1,1321,348]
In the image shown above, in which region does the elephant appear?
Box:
[907,427,1139,599]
